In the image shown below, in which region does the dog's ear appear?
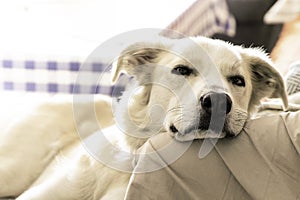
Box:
[111,42,165,84]
[241,48,288,111]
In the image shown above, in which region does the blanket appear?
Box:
[125,111,300,199]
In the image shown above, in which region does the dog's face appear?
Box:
[112,37,288,141]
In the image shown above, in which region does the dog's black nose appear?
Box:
[200,92,232,114]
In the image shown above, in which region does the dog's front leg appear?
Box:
[0,128,61,197]
[0,108,77,197]
[259,101,300,111]
[15,153,96,200]
[0,133,73,197]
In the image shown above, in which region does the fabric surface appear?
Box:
[285,61,300,95]
[0,60,125,95]
[125,111,300,200]
[161,0,236,38]
[1,0,235,95]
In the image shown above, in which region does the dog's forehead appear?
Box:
[169,39,213,66]
[197,39,247,74]
[165,38,246,74]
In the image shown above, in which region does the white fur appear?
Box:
[0,37,289,199]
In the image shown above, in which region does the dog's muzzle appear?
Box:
[170,92,233,135]
[200,92,232,115]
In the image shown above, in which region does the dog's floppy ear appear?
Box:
[241,48,288,111]
[111,42,165,84]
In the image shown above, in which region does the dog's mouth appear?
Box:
[168,125,228,142]
[168,112,240,141]
[168,123,233,141]
[165,92,247,141]
[169,120,231,140]
[170,124,179,133]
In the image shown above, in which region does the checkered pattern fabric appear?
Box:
[160,0,236,38]
[0,0,235,95]
[0,59,125,96]
[285,61,300,95]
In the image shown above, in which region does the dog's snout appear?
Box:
[200,92,232,114]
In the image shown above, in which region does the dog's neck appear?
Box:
[114,83,164,150]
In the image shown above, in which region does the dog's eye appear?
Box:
[228,75,245,87]
[172,65,193,76]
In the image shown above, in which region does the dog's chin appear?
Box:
[168,110,248,141]
[171,129,227,142]
[169,123,241,141]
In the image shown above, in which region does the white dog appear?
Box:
[0,37,289,199]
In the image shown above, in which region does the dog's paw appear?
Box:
[259,102,300,112]
[258,101,282,111]
[286,103,300,111]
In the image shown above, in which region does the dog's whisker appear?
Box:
[166,106,184,114]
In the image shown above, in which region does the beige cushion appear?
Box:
[125,111,300,199]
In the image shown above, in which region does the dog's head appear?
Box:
[112,37,288,141]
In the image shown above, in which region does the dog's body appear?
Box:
[0,37,291,199]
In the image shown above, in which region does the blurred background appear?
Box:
[0,0,196,59]
[0,0,299,96]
